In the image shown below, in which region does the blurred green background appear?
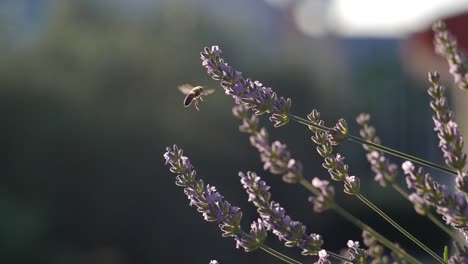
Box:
[0,0,466,263]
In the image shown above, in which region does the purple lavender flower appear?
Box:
[239,171,324,255]
[308,109,361,195]
[428,72,467,174]
[233,105,304,184]
[356,113,398,187]
[344,176,360,196]
[201,46,291,127]
[432,21,468,90]
[346,240,368,264]
[209,261,219,264]
[402,161,468,238]
[164,145,267,252]
[314,250,331,264]
[308,177,335,213]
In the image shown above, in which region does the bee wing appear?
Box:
[178,84,194,95]
[204,89,215,95]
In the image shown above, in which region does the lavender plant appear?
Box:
[164,20,468,263]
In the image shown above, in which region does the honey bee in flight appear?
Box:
[178,84,214,111]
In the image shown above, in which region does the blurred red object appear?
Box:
[401,13,468,84]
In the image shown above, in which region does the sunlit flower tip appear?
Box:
[401,161,415,174]
[209,260,219,264]
[236,219,267,252]
[301,233,324,256]
[346,240,368,264]
[315,249,331,264]
[356,113,371,126]
[347,240,359,249]
[344,176,360,195]
[163,144,182,165]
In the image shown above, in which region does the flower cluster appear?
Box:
[402,161,468,239]
[163,145,267,252]
[346,240,368,264]
[234,104,303,183]
[428,72,467,174]
[239,171,324,255]
[427,73,468,198]
[356,113,398,187]
[432,20,468,90]
[234,104,335,211]
[308,109,360,195]
[201,46,291,127]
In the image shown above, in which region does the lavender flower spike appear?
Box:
[356,113,398,187]
[240,171,324,255]
[402,160,468,239]
[432,20,468,90]
[428,72,468,194]
[201,46,291,127]
[164,145,267,252]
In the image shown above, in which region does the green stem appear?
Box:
[299,179,421,264]
[289,114,457,176]
[356,193,445,263]
[259,244,302,264]
[392,184,462,243]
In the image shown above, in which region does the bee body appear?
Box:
[178,84,214,111]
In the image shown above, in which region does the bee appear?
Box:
[178,84,214,111]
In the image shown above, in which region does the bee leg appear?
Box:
[195,100,200,111]
[199,96,204,102]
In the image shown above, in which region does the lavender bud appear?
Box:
[301,233,324,256]
[235,219,267,252]
[347,240,368,264]
[328,119,349,145]
[307,109,322,132]
[317,141,333,158]
[315,250,331,264]
[209,260,219,264]
[308,177,335,213]
[311,130,328,145]
[344,176,361,195]
[239,115,259,134]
